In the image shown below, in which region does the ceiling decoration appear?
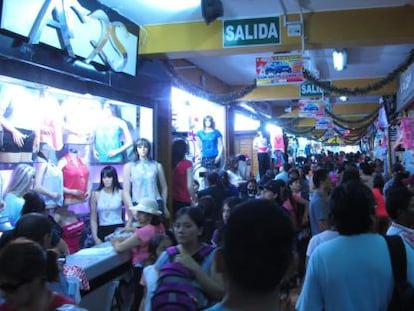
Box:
[303,48,414,96]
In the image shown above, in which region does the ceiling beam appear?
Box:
[139,6,414,56]
[278,102,378,117]
[240,78,396,101]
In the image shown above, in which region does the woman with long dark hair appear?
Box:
[90,165,125,244]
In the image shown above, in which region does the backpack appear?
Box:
[151,244,214,311]
[384,235,414,311]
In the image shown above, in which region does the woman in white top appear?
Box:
[33,143,64,210]
[90,166,125,244]
[123,138,169,227]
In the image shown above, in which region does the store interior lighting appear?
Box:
[332,49,347,71]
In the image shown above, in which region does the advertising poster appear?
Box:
[298,99,326,118]
[315,117,333,130]
[400,117,414,150]
[256,54,304,86]
[404,150,414,173]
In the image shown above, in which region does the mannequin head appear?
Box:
[5,164,35,198]
[203,115,215,130]
[132,138,152,161]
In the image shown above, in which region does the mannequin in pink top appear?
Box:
[55,145,90,253]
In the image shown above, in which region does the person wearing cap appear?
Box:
[111,198,165,310]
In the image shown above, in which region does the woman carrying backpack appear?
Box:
[152,207,224,310]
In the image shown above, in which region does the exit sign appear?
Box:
[223,17,280,47]
[300,81,331,97]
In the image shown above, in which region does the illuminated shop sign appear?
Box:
[0,0,138,76]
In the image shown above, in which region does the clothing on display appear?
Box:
[61,152,90,203]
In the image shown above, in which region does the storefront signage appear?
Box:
[0,0,138,75]
[223,17,280,47]
[300,80,331,97]
[397,62,414,112]
[315,117,333,130]
[256,54,303,86]
[400,117,414,150]
[298,99,326,118]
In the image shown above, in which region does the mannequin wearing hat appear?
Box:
[111,198,165,310]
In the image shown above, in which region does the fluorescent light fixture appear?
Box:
[136,0,200,12]
[339,96,347,102]
[333,49,347,71]
[239,103,258,115]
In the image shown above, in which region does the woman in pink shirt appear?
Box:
[111,198,165,309]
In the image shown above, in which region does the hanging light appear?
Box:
[332,49,347,71]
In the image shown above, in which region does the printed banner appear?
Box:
[298,99,326,118]
[400,117,414,150]
[256,54,304,86]
[315,117,333,130]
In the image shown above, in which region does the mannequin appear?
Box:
[58,146,91,206]
[196,115,224,170]
[2,164,35,226]
[123,138,169,227]
[253,128,271,179]
[0,84,40,163]
[33,143,64,210]
[92,101,133,163]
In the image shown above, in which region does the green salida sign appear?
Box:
[223,17,280,47]
[300,80,331,97]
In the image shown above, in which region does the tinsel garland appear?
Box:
[283,126,316,135]
[162,60,257,104]
[303,48,414,96]
[332,113,378,131]
[325,105,381,124]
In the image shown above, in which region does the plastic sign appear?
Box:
[315,117,333,130]
[298,99,326,118]
[397,62,414,112]
[300,81,331,97]
[223,17,280,47]
[256,54,304,86]
[0,0,138,75]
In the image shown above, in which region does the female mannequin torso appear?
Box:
[58,149,90,206]
[34,147,64,209]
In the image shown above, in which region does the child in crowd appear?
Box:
[139,233,175,311]
[211,197,243,247]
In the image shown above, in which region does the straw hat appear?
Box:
[130,198,162,216]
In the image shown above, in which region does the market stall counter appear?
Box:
[65,242,132,311]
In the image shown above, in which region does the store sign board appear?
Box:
[298,99,326,118]
[401,117,414,150]
[300,80,331,97]
[397,62,414,112]
[0,0,138,76]
[223,17,280,47]
[315,117,333,130]
[256,54,304,86]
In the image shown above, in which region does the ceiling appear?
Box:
[98,0,414,128]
